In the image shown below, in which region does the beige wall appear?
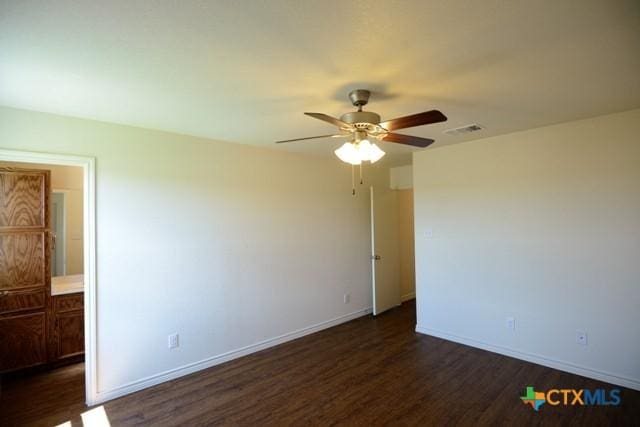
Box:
[0,105,390,398]
[62,187,83,274]
[413,108,640,389]
[0,161,84,275]
[397,189,415,300]
[390,165,413,190]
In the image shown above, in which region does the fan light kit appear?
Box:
[334,138,386,165]
[276,89,447,195]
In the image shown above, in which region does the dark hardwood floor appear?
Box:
[1,301,639,426]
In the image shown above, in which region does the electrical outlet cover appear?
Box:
[168,333,179,349]
[506,317,515,330]
[576,330,588,345]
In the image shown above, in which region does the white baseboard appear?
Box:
[415,325,640,391]
[90,307,373,405]
[401,292,415,302]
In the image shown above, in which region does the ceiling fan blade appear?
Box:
[382,133,435,148]
[304,112,350,129]
[275,134,340,144]
[380,110,447,131]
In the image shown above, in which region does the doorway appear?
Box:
[0,149,97,406]
[396,188,416,303]
[370,181,416,316]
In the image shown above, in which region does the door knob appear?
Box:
[372,255,381,260]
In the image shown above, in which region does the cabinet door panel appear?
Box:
[56,311,84,359]
[0,312,47,372]
[0,232,45,290]
[0,171,45,228]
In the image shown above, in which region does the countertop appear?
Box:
[51,274,84,296]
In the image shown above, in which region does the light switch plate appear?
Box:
[423,228,433,238]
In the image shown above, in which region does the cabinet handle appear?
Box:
[49,230,56,251]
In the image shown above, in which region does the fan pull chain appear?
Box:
[359,163,363,185]
[351,164,355,196]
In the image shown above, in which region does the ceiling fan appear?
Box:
[275,89,448,165]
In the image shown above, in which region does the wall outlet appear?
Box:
[168,333,179,349]
[576,330,588,346]
[343,293,350,304]
[506,317,515,330]
[423,228,434,238]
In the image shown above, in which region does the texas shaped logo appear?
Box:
[521,386,546,411]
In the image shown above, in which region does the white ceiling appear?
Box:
[1,1,639,165]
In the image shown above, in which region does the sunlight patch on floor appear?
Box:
[56,405,111,427]
[81,406,111,427]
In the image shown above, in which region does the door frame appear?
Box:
[0,149,97,406]
[370,186,377,313]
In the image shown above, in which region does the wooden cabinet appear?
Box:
[0,290,85,371]
[50,293,84,363]
[0,167,51,373]
[0,167,85,372]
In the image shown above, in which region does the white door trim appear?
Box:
[369,186,377,314]
[0,149,98,406]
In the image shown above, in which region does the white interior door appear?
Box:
[370,186,400,315]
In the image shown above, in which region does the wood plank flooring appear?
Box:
[1,301,639,426]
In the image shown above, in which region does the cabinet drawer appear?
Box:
[0,288,45,314]
[54,293,84,312]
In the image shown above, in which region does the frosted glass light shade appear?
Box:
[334,142,361,165]
[368,142,385,163]
[357,139,374,161]
[357,140,386,163]
[334,139,386,165]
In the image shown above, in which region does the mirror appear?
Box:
[51,189,84,277]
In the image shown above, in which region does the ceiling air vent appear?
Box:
[443,124,484,136]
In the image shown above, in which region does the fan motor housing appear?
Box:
[340,111,381,125]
